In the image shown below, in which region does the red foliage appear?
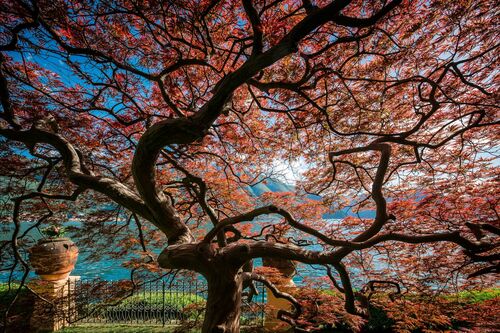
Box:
[0,0,498,330]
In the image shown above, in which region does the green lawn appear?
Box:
[444,288,500,303]
[59,325,199,333]
[2,283,498,333]
[59,325,263,332]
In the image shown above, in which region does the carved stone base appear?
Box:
[28,276,80,332]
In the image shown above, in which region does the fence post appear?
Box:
[67,278,71,323]
[162,280,165,327]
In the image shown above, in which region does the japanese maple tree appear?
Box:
[0,0,498,332]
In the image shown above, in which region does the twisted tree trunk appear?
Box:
[158,244,245,333]
[202,269,243,333]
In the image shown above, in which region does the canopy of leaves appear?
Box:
[0,0,498,330]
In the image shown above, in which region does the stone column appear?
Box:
[262,257,297,331]
[28,276,80,332]
[264,278,296,331]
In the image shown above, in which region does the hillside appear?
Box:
[247,178,374,219]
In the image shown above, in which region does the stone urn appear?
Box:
[28,238,79,281]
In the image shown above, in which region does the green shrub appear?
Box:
[113,291,205,311]
[0,283,33,333]
[365,304,395,332]
[0,283,29,307]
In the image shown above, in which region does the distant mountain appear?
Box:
[248,178,374,219]
[246,178,295,197]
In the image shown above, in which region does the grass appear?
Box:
[444,288,500,303]
[320,287,500,303]
[1,282,498,333]
[59,325,199,333]
[59,325,259,333]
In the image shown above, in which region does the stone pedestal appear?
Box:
[264,278,296,331]
[28,276,80,332]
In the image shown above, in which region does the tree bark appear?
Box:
[202,270,243,333]
[158,244,244,332]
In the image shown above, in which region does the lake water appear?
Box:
[1,220,331,284]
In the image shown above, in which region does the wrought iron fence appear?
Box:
[65,276,266,327]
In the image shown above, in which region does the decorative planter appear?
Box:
[28,238,79,281]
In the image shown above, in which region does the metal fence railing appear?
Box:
[65,276,266,327]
